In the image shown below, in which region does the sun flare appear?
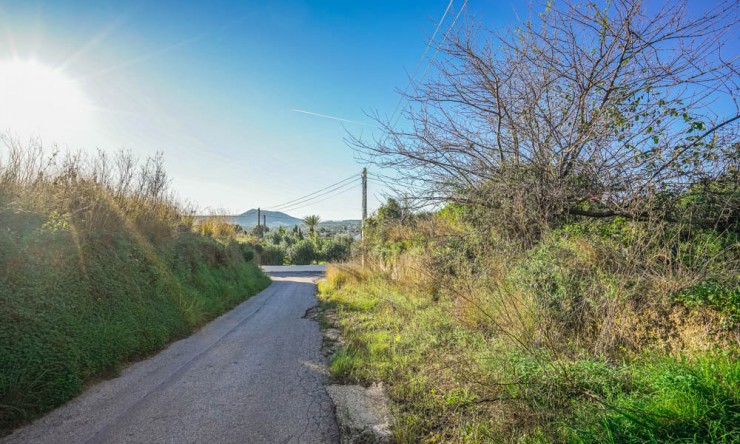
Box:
[0,60,91,140]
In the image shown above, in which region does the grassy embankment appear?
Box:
[318,214,739,443]
[0,141,271,435]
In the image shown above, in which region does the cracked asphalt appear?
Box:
[2,268,339,444]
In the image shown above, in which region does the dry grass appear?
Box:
[0,136,270,435]
[196,214,241,240]
[319,212,739,442]
[0,136,186,243]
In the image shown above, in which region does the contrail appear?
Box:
[290,109,366,125]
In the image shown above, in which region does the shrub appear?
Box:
[259,243,287,265]
[319,202,739,441]
[321,234,353,262]
[287,239,317,265]
[674,280,740,328]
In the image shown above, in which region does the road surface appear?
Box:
[2,266,338,444]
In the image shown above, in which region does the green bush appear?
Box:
[287,239,317,265]
[321,234,353,262]
[318,207,740,442]
[259,243,287,265]
[237,242,256,262]
[674,280,740,327]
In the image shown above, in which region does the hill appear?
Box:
[236,209,303,228]
[195,210,362,232]
[236,210,362,231]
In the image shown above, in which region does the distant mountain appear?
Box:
[194,209,361,232]
[236,209,303,228]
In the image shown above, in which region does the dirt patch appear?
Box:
[303,305,322,320]
[322,328,345,356]
[305,306,346,356]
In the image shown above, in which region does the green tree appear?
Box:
[377,198,402,222]
[287,239,317,265]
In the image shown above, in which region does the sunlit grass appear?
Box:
[0,138,271,435]
[319,259,739,443]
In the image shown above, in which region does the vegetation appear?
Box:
[302,214,321,235]
[350,0,738,239]
[320,209,738,443]
[253,224,354,265]
[322,1,739,442]
[0,138,271,436]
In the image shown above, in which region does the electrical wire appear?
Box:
[388,0,454,125]
[269,178,359,212]
[390,0,468,129]
[275,182,363,214]
[265,174,359,211]
[367,173,398,187]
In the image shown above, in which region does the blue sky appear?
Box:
[0,1,732,219]
[0,0,514,219]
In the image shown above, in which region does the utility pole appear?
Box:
[361,168,367,232]
[361,168,367,268]
[403,193,409,221]
[257,207,261,229]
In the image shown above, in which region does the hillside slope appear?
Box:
[236,209,302,228]
[0,145,271,436]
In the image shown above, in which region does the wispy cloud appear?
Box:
[290,109,367,125]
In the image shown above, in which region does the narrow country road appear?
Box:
[2,266,339,444]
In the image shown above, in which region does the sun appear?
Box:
[0,60,91,140]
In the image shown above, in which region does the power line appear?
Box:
[276,182,363,214]
[367,173,398,187]
[369,1,468,192]
[368,178,389,187]
[265,174,358,211]
[390,0,468,129]
[388,0,454,125]
[269,178,360,212]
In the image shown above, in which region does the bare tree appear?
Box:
[350,0,739,239]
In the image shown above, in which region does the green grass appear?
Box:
[319,276,501,442]
[564,355,740,443]
[318,271,740,443]
[0,219,270,435]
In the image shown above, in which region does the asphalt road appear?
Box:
[2,267,339,444]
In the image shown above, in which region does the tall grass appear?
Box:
[319,210,739,442]
[0,137,271,435]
